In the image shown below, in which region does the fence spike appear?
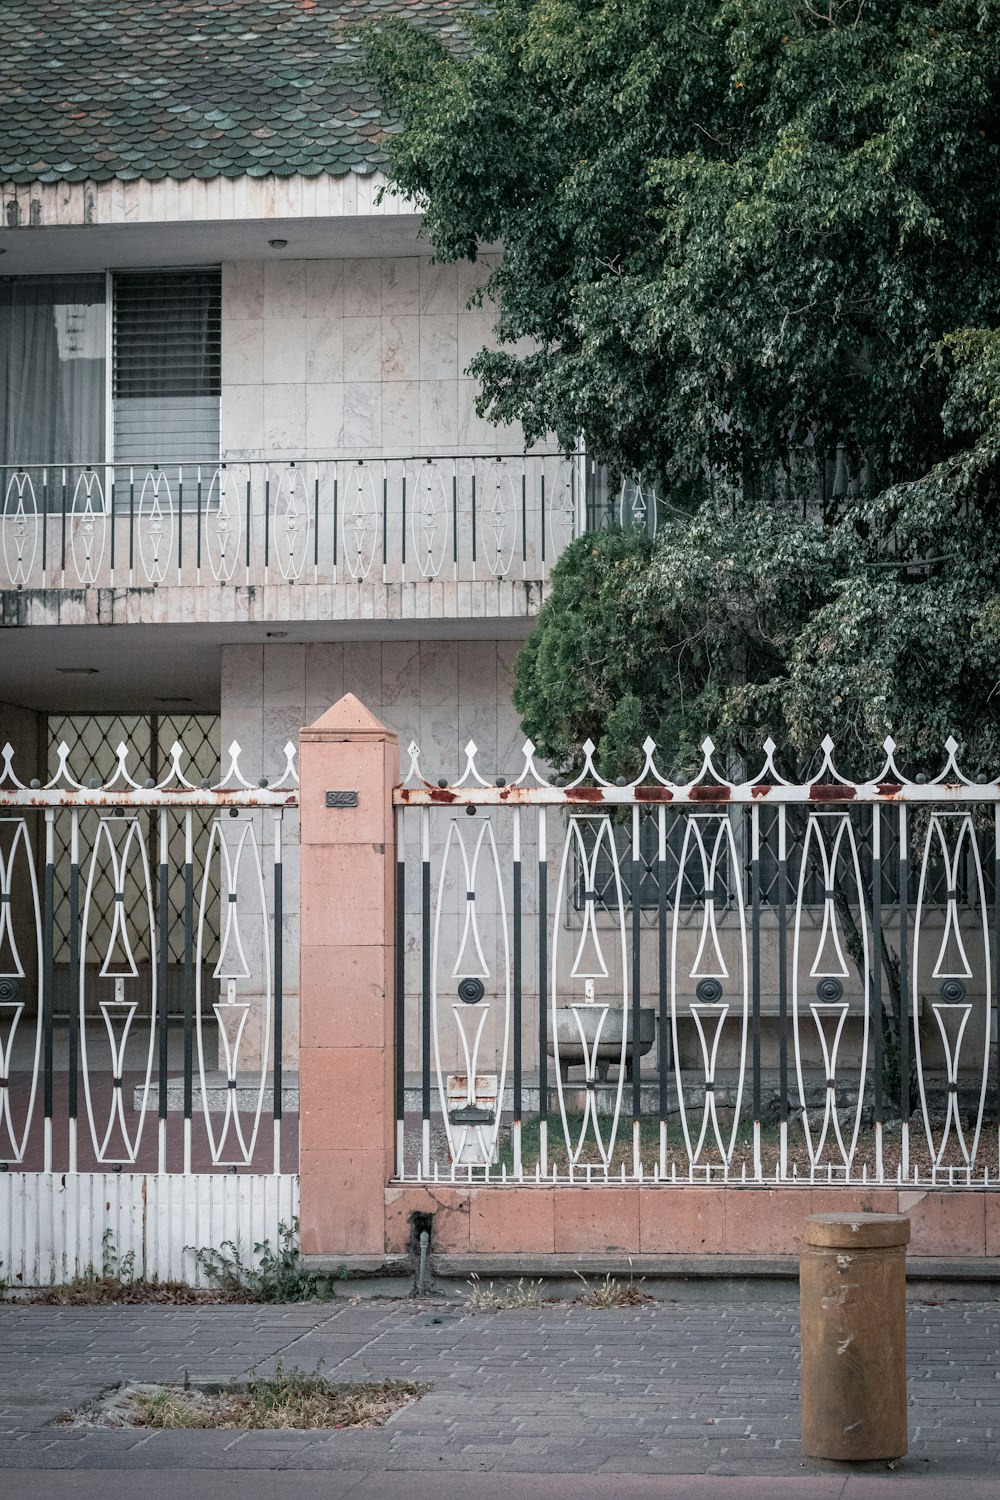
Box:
[0,744,23,790]
[403,740,424,786]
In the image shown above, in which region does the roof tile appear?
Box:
[0,0,475,186]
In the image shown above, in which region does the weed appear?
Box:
[30,1231,211,1306]
[31,1224,315,1306]
[32,1272,211,1306]
[100,1228,136,1284]
[191,1218,320,1303]
[464,1273,545,1311]
[121,1363,426,1430]
[574,1268,651,1308]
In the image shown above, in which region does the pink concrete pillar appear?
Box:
[298,694,398,1257]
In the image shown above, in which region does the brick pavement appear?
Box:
[0,1296,995,1483]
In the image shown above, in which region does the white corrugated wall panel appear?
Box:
[0,1173,300,1289]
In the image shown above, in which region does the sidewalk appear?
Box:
[0,1294,996,1496]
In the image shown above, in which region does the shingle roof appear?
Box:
[0,0,471,185]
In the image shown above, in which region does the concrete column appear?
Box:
[298,694,398,1258]
[800,1212,910,1461]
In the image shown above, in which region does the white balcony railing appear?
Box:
[0,453,617,592]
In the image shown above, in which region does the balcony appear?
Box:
[0,453,618,630]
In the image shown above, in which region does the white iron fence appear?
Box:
[394,735,1000,1190]
[0,736,298,1177]
[0,453,600,590]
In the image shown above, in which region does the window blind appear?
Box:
[112,268,221,466]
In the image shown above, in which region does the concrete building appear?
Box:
[0,0,606,1072]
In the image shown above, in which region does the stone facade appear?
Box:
[221,254,523,461]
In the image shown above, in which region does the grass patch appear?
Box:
[32,1275,215,1307]
[128,1365,426,1430]
[464,1273,545,1311]
[496,1112,969,1179]
[497,1112,760,1176]
[30,1231,216,1306]
[574,1269,652,1308]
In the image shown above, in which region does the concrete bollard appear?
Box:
[800,1212,910,1462]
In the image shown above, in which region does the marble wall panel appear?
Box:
[457,381,495,451]
[223,318,264,386]
[419,380,460,448]
[343,382,382,449]
[382,315,421,382]
[457,311,498,375]
[343,316,382,382]
[305,383,345,453]
[343,257,382,316]
[263,382,307,454]
[416,639,460,776]
[304,643,346,726]
[220,384,264,459]
[222,260,264,321]
[305,319,343,383]
[262,643,306,714]
[382,381,421,451]
[420,316,459,382]
[419,257,458,316]
[342,640,385,711]
[457,640,499,773]
[381,640,423,737]
[383,256,420,315]
[221,644,265,767]
[264,316,307,385]
[306,259,344,320]
[263,259,306,321]
[221,255,527,464]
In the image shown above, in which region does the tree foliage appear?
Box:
[367,1,1000,770]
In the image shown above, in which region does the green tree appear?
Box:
[367,1,1000,774]
[368,1,1000,488]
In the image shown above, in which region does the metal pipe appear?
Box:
[416,1229,430,1296]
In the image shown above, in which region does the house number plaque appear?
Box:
[325,790,359,809]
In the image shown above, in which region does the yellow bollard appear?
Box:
[800,1212,910,1461]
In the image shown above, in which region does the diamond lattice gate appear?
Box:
[393,736,1000,1191]
[0,729,299,1286]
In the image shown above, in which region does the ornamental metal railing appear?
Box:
[0,736,297,1175]
[0,453,604,591]
[393,735,1000,1189]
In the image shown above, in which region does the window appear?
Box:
[0,274,106,466]
[113,268,221,466]
[0,267,221,471]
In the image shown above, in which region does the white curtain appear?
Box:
[0,275,106,466]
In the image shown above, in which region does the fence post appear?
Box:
[298,694,398,1258]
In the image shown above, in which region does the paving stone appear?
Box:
[0,1297,996,1478]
